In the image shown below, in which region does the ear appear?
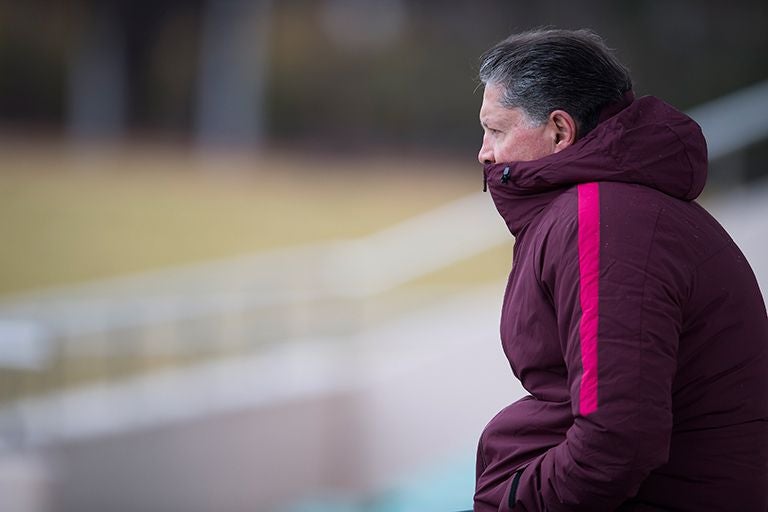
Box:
[548,110,578,153]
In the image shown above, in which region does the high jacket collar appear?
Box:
[483,95,708,237]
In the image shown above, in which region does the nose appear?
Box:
[478,135,494,165]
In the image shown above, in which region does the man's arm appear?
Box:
[503,183,683,511]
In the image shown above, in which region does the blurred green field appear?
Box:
[0,143,514,402]
[0,143,511,297]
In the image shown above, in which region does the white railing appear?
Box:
[0,191,504,367]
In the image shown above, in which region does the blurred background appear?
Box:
[0,1,767,511]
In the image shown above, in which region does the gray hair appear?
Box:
[479,28,632,137]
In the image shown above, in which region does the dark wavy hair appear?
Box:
[479,28,633,137]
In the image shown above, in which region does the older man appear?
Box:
[473,29,768,511]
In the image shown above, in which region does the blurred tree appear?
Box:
[68,1,126,140]
[196,0,272,148]
[0,1,67,129]
[0,0,766,159]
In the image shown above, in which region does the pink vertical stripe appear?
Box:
[577,183,600,416]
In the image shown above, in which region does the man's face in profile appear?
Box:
[478,83,569,165]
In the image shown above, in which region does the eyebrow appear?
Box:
[480,120,498,131]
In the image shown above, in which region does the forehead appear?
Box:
[479,83,528,125]
[479,84,505,118]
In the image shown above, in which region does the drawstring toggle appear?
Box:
[501,166,510,184]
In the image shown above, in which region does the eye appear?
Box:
[481,121,502,136]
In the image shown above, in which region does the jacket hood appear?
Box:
[483,96,708,236]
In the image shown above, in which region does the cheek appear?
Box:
[498,130,552,162]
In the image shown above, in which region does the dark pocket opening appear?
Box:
[507,468,524,509]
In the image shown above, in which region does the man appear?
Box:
[473,29,768,511]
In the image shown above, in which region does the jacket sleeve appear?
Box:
[502,184,685,511]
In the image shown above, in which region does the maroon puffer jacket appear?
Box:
[475,96,768,511]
